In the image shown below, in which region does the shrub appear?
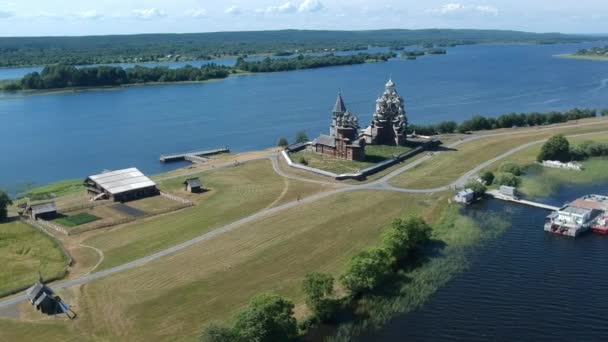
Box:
[0,191,11,221]
[200,322,239,342]
[340,248,393,295]
[298,156,308,165]
[302,272,337,322]
[277,137,288,147]
[498,162,523,176]
[494,173,520,187]
[537,135,570,162]
[234,293,298,342]
[382,216,432,263]
[464,181,487,198]
[295,131,309,143]
[480,171,495,185]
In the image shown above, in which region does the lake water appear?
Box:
[1,42,608,193]
[366,181,608,342]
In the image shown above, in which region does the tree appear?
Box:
[0,191,11,221]
[537,134,571,162]
[302,272,336,321]
[498,162,523,176]
[200,322,239,342]
[382,216,432,263]
[295,131,309,143]
[436,121,458,134]
[464,181,487,199]
[277,137,288,147]
[602,109,608,117]
[340,248,392,295]
[480,171,495,185]
[494,173,520,187]
[234,293,297,342]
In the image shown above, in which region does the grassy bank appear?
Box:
[330,205,509,341]
[389,120,608,189]
[555,54,608,62]
[0,221,68,297]
[479,132,608,198]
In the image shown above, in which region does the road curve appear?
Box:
[1,123,607,309]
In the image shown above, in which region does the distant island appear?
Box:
[0,29,604,68]
[557,46,608,61]
[0,52,396,91]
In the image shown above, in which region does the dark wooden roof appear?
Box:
[184,178,202,188]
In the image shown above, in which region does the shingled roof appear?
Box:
[333,93,347,114]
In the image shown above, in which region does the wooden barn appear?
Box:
[85,167,159,202]
[22,200,58,220]
[25,280,75,318]
[183,178,202,193]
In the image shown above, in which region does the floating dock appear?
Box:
[160,147,230,163]
[486,190,559,211]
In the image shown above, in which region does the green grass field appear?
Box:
[479,133,608,197]
[290,145,412,174]
[0,190,442,341]
[81,159,330,270]
[389,121,608,189]
[0,221,68,297]
[53,213,101,227]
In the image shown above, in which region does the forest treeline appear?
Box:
[3,53,395,91]
[408,108,607,135]
[0,29,601,67]
[235,52,395,72]
[574,46,608,57]
[4,64,231,90]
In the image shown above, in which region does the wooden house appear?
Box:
[22,200,57,220]
[183,178,202,193]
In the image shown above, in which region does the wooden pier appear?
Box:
[487,190,560,211]
[160,147,230,163]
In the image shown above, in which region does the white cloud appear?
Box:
[298,0,324,13]
[427,3,499,16]
[0,10,13,19]
[264,2,297,15]
[184,9,207,18]
[132,8,166,20]
[474,5,499,15]
[76,10,102,20]
[225,6,241,16]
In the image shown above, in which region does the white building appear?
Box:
[454,189,475,204]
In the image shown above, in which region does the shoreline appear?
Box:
[554,53,608,61]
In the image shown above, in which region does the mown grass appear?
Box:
[0,221,68,297]
[0,191,441,341]
[389,121,608,189]
[53,213,101,227]
[83,159,329,270]
[290,145,411,174]
[479,132,608,197]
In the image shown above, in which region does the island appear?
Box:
[0,52,396,92]
[557,46,608,61]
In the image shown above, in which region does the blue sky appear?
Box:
[0,0,606,36]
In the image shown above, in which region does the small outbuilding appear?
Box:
[25,280,75,318]
[454,188,475,204]
[499,186,517,198]
[22,200,58,220]
[183,178,202,193]
[85,167,159,202]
